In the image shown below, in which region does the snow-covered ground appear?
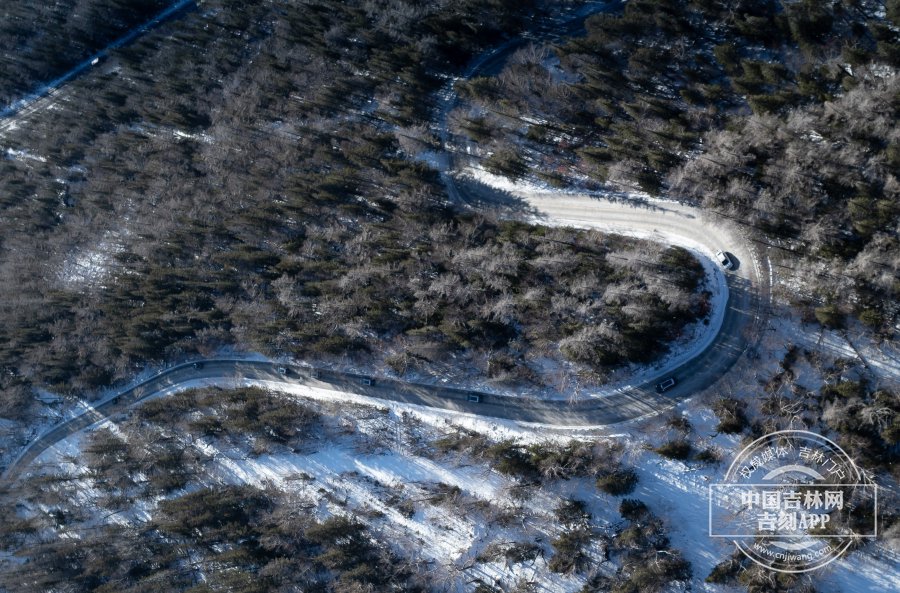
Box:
[58,234,124,288]
[627,406,900,593]
[5,147,46,162]
[29,392,620,592]
[462,163,662,204]
[26,329,900,592]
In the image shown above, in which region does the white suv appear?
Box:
[715,250,734,269]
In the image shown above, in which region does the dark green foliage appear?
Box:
[604,497,691,593]
[548,528,591,574]
[503,541,542,563]
[713,43,741,73]
[596,467,639,496]
[137,387,321,447]
[0,382,34,421]
[486,440,541,479]
[695,447,721,464]
[707,548,817,591]
[652,439,692,460]
[483,149,528,179]
[618,498,648,521]
[611,552,691,593]
[814,304,845,329]
[554,498,590,526]
[786,0,834,50]
[433,428,490,454]
[706,557,741,583]
[659,246,705,290]
[154,485,271,542]
[482,440,631,483]
[4,486,417,593]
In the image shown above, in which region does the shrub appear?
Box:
[504,541,542,563]
[433,429,489,455]
[713,43,741,73]
[858,308,883,328]
[613,553,691,593]
[706,558,741,583]
[554,498,590,526]
[486,440,539,479]
[618,499,648,521]
[483,150,528,179]
[695,447,721,464]
[652,439,692,460]
[711,397,748,434]
[548,528,591,574]
[596,467,638,495]
[823,380,866,399]
[814,304,844,329]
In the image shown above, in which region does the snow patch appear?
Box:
[58,231,126,288]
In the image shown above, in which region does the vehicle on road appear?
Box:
[655,377,677,393]
[360,377,373,386]
[467,393,481,403]
[277,366,287,375]
[192,362,203,369]
[715,250,734,269]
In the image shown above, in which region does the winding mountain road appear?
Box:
[3,0,769,479]
[5,194,768,478]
